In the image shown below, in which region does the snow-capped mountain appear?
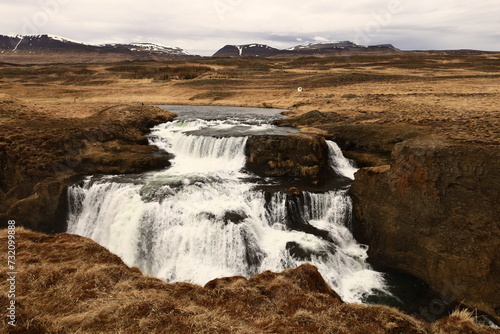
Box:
[0,34,98,52]
[288,41,399,53]
[0,34,191,57]
[212,44,282,57]
[5,34,82,44]
[101,42,190,56]
[288,41,364,51]
[212,41,399,57]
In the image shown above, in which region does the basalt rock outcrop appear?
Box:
[245,134,329,179]
[350,135,500,322]
[0,100,176,233]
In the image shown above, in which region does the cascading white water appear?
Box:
[327,140,358,180]
[149,120,249,174]
[67,116,389,303]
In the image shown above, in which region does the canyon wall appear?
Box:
[350,135,500,321]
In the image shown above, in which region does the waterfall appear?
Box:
[149,120,248,174]
[327,140,358,179]
[67,117,389,304]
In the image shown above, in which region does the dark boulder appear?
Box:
[245,134,329,179]
[223,210,248,224]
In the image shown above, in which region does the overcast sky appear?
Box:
[1,0,499,55]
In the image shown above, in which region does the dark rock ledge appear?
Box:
[0,103,177,233]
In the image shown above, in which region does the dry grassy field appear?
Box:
[1,53,499,145]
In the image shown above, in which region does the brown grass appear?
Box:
[1,54,498,144]
[430,309,498,334]
[105,64,212,80]
[0,228,497,333]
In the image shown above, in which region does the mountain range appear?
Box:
[0,34,399,59]
[0,34,191,59]
[212,41,398,57]
[0,34,495,63]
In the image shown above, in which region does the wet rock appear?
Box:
[198,212,217,221]
[223,211,248,224]
[263,192,334,243]
[286,241,311,260]
[285,241,335,261]
[240,228,265,272]
[245,134,329,179]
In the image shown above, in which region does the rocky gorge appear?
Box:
[1,98,499,330]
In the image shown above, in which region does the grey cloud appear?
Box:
[1,0,499,55]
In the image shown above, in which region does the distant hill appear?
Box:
[213,41,399,57]
[0,34,193,63]
[287,40,364,51]
[212,44,282,57]
[100,42,190,56]
[0,34,100,53]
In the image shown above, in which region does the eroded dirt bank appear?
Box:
[0,97,176,232]
[0,228,496,333]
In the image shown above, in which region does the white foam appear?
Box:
[327,140,358,179]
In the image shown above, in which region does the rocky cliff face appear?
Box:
[275,110,499,322]
[274,110,431,167]
[0,100,176,233]
[245,134,329,179]
[350,135,500,322]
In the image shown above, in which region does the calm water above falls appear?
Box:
[66,105,393,304]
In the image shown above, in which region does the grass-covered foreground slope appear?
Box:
[0,228,496,333]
